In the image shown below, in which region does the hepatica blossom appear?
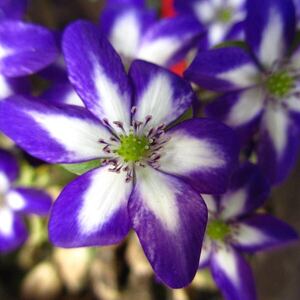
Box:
[174,0,246,47]
[185,0,300,184]
[101,0,204,67]
[0,0,58,101]
[0,149,51,253]
[43,0,203,109]
[0,21,238,287]
[201,163,298,300]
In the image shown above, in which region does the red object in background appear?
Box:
[161,0,176,17]
[161,0,187,77]
[171,60,187,76]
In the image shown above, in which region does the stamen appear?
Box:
[103,145,111,153]
[131,106,137,114]
[99,112,170,182]
[144,115,152,125]
[265,71,295,98]
[113,121,126,133]
[99,138,109,144]
[102,118,110,127]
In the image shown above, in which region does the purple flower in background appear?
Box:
[100,0,204,67]
[174,0,246,47]
[185,0,300,185]
[0,0,27,20]
[42,0,204,108]
[293,0,300,27]
[200,163,298,300]
[0,149,51,253]
[0,21,238,287]
[0,0,58,101]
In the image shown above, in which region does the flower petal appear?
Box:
[219,162,270,220]
[0,148,19,184]
[258,104,300,184]
[6,188,52,215]
[174,0,214,23]
[205,87,265,143]
[290,45,300,70]
[0,74,30,100]
[0,96,111,163]
[199,238,212,269]
[0,21,58,77]
[106,0,145,7]
[207,23,231,46]
[101,5,155,62]
[211,246,257,300]
[129,60,194,128]
[129,166,207,288]
[137,15,204,67]
[184,47,259,92]
[49,166,132,248]
[158,118,238,194]
[63,20,132,129]
[245,0,296,68]
[285,95,300,127]
[0,208,27,253]
[0,0,27,20]
[202,194,219,215]
[232,214,298,252]
[42,83,84,107]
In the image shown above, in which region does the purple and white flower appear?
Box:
[42,0,203,108]
[185,0,300,184]
[200,163,298,300]
[174,0,246,47]
[0,21,238,288]
[0,149,52,253]
[0,0,58,101]
[100,0,204,67]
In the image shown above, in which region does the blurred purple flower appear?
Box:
[0,0,58,101]
[101,0,204,67]
[0,21,238,288]
[0,0,27,21]
[0,149,52,253]
[185,0,300,185]
[42,0,204,108]
[174,0,246,47]
[293,0,300,27]
[200,163,298,300]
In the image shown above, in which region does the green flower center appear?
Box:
[265,71,294,98]
[207,219,231,241]
[117,133,150,162]
[217,8,232,23]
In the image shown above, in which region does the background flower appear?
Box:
[200,163,298,300]
[174,0,246,47]
[0,149,51,253]
[185,0,300,185]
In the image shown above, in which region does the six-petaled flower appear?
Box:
[185,0,300,184]
[200,163,298,300]
[0,0,297,293]
[0,20,238,287]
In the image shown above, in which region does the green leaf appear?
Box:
[214,40,248,49]
[60,160,101,175]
